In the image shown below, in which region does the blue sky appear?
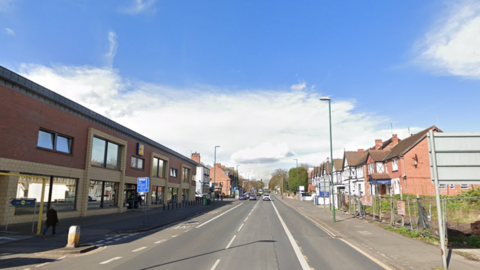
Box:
[1,0,480,181]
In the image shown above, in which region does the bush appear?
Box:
[467,235,480,248]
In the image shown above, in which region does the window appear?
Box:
[131,156,144,170]
[368,163,374,174]
[15,176,77,215]
[152,157,166,178]
[168,187,178,203]
[91,137,121,170]
[461,184,470,190]
[183,167,191,183]
[392,158,398,171]
[170,168,178,177]
[88,180,119,209]
[449,184,455,189]
[182,189,189,201]
[37,130,73,154]
[439,184,447,190]
[151,186,164,204]
[376,162,384,173]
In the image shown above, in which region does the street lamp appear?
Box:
[236,165,240,196]
[294,159,299,199]
[213,145,220,204]
[320,96,335,222]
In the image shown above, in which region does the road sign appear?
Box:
[137,177,150,193]
[10,198,36,206]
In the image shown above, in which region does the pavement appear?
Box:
[277,194,480,270]
[0,199,231,256]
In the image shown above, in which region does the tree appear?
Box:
[268,168,288,192]
[288,167,308,193]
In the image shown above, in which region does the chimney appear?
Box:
[392,134,399,145]
[375,139,382,150]
[191,152,201,163]
[358,149,364,153]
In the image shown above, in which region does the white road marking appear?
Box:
[35,262,50,268]
[237,223,244,232]
[154,239,167,244]
[271,202,310,270]
[55,256,66,261]
[211,259,221,270]
[113,238,122,241]
[132,247,147,252]
[105,237,114,240]
[196,203,243,228]
[339,239,393,270]
[171,235,178,238]
[105,241,113,244]
[244,217,248,222]
[122,235,130,238]
[100,257,122,265]
[225,235,236,249]
[96,244,104,247]
[96,240,105,243]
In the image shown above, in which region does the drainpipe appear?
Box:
[401,156,407,193]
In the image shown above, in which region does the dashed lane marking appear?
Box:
[100,257,122,264]
[196,203,243,228]
[132,247,147,252]
[154,239,167,244]
[211,259,221,270]
[237,223,244,232]
[225,235,236,249]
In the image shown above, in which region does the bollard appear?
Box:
[66,225,81,248]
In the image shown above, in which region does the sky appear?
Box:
[1,0,480,183]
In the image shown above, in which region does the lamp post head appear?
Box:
[320,97,331,101]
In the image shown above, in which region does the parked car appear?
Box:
[239,194,247,200]
[262,193,270,201]
[249,194,256,200]
[301,193,313,201]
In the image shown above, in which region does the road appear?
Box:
[2,196,386,270]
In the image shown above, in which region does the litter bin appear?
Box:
[203,195,207,205]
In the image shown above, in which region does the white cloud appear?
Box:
[120,0,157,15]
[18,63,401,181]
[290,81,307,91]
[0,0,14,12]
[417,0,480,79]
[105,31,118,68]
[5,27,15,36]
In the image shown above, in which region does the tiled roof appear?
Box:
[345,151,368,166]
[384,126,441,160]
[369,173,391,180]
[368,150,390,161]
[333,159,343,171]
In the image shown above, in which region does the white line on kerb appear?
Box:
[35,262,50,268]
[55,256,66,261]
[211,259,221,270]
[132,247,147,252]
[196,203,243,228]
[225,235,236,249]
[100,257,122,265]
[237,223,244,232]
[271,202,310,270]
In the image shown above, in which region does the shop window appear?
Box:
[168,187,178,203]
[88,180,119,209]
[170,168,178,178]
[152,157,166,178]
[151,186,164,205]
[15,176,77,215]
[182,189,189,201]
[131,156,144,170]
[91,137,121,170]
[37,130,73,154]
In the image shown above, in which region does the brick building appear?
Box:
[0,66,197,226]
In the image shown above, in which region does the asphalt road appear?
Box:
[2,198,386,270]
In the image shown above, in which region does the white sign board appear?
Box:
[428,132,480,184]
[299,186,305,191]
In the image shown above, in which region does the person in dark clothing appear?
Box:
[41,205,59,238]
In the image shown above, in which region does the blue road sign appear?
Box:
[137,177,149,193]
[10,198,36,206]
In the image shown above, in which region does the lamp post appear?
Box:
[236,165,240,197]
[320,96,336,222]
[294,159,299,200]
[213,146,220,204]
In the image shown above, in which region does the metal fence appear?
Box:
[339,194,480,246]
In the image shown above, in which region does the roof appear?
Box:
[344,151,368,166]
[333,159,343,171]
[384,126,442,160]
[368,150,390,161]
[369,173,391,180]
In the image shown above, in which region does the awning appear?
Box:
[369,173,392,185]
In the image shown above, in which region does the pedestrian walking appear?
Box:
[41,205,59,238]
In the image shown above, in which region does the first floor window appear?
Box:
[461,184,470,190]
[392,158,398,171]
[170,168,178,178]
[88,180,119,209]
[91,137,121,170]
[15,176,77,215]
[439,184,447,190]
[37,129,73,154]
[152,157,166,178]
[131,156,144,170]
[449,184,455,189]
[182,167,191,182]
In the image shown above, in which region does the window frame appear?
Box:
[460,184,470,190]
[439,184,447,190]
[170,168,178,178]
[392,158,398,171]
[91,137,121,170]
[37,129,73,154]
[152,157,166,178]
[131,156,144,170]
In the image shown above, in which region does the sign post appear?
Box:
[137,177,150,227]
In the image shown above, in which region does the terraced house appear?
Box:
[0,66,198,226]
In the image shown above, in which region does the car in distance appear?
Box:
[239,194,247,200]
[249,193,257,200]
[301,192,313,201]
[262,193,270,201]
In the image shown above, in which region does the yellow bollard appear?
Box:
[66,226,81,248]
